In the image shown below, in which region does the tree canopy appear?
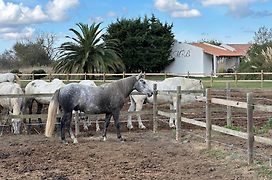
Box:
[103,15,175,72]
[238,26,272,78]
[54,22,124,74]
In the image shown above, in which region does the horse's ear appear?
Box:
[136,72,143,80]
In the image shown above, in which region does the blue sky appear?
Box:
[0,0,272,53]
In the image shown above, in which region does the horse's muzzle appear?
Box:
[147,92,153,97]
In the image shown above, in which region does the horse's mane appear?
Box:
[103,76,137,96]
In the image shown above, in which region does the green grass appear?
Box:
[224,125,242,131]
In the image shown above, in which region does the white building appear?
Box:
[164,42,251,76]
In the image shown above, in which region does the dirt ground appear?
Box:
[0,127,258,180]
[1,89,272,179]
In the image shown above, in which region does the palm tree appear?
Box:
[54,23,124,74]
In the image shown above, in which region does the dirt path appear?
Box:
[0,130,257,180]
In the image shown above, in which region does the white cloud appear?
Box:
[0,0,48,25]
[0,0,79,40]
[0,26,34,39]
[107,11,117,18]
[154,0,201,18]
[89,16,104,23]
[200,0,272,18]
[46,0,79,21]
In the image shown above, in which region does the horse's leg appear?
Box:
[66,111,78,144]
[170,96,178,128]
[27,99,34,134]
[60,111,72,144]
[96,118,100,132]
[127,98,136,129]
[136,99,145,129]
[112,112,124,141]
[36,102,43,130]
[102,113,112,141]
[169,103,175,128]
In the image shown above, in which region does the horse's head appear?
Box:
[134,73,153,97]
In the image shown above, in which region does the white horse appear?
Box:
[0,82,24,134]
[0,73,20,84]
[127,77,204,129]
[24,78,65,115]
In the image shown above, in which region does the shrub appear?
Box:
[31,69,47,79]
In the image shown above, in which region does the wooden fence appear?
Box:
[2,83,272,165]
[152,85,272,165]
[13,70,272,87]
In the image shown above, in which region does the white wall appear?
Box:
[165,42,204,74]
[203,53,213,74]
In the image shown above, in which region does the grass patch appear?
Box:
[254,118,272,134]
[255,161,272,179]
[224,125,242,131]
[201,149,228,160]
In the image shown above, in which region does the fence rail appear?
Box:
[11,71,272,87]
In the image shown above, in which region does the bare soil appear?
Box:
[1,89,272,179]
[0,128,257,180]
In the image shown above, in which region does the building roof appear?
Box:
[191,42,251,57]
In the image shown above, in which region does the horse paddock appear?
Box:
[1,89,272,179]
[0,128,256,180]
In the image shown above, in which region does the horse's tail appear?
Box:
[45,89,60,137]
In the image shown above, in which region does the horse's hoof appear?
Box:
[139,125,146,129]
[103,137,107,141]
[119,137,125,142]
[73,139,78,144]
[62,140,68,145]
[127,125,133,130]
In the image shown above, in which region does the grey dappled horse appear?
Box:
[45,73,153,143]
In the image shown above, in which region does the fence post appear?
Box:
[164,72,167,79]
[175,86,182,141]
[123,71,125,79]
[247,92,254,165]
[226,82,232,126]
[235,71,238,87]
[153,84,158,133]
[206,88,212,149]
[187,71,190,78]
[66,73,69,82]
[103,72,106,82]
[261,70,264,88]
[84,73,87,80]
[210,72,213,87]
[49,73,52,82]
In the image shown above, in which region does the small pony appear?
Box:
[45,73,153,144]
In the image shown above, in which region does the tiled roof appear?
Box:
[227,44,251,56]
[191,43,251,57]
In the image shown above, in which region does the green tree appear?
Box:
[54,23,124,73]
[198,39,222,46]
[13,32,57,67]
[238,26,272,79]
[104,14,175,72]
